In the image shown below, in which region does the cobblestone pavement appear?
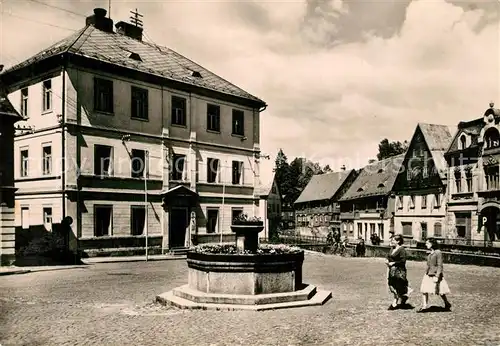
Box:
[1,253,500,346]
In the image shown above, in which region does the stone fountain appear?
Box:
[156,218,332,311]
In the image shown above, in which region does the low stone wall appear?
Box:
[299,243,500,267]
[365,245,500,267]
[78,235,163,257]
[295,226,329,238]
[78,235,163,250]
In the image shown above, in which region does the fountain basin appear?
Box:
[187,250,304,295]
[156,244,332,311]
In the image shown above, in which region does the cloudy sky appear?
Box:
[1,0,499,184]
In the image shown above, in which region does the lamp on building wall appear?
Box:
[121,134,131,143]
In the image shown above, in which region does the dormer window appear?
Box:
[484,128,500,149]
[357,187,364,192]
[377,168,383,173]
[185,67,202,78]
[377,183,385,188]
[129,52,142,61]
[459,134,467,150]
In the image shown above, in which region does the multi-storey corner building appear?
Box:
[392,124,452,242]
[444,103,500,246]
[294,169,358,238]
[339,155,404,243]
[0,8,266,254]
[0,82,23,265]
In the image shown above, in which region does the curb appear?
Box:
[82,256,187,264]
[0,265,88,276]
[0,270,31,276]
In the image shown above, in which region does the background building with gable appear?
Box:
[256,176,282,240]
[0,8,267,256]
[392,123,452,242]
[294,169,358,238]
[339,155,404,243]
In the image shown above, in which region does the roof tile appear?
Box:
[294,170,354,204]
[339,155,405,201]
[3,26,265,105]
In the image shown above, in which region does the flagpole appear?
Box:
[220,158,225,244]
[145,151,149,262]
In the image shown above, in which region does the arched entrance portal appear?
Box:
[161,185,199,249]
[480,206,500,241]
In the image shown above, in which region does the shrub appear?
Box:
[232,213,263,225]
[191,243,302,255]
[19,232,66,257]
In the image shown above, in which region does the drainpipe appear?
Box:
[61,60,66,221]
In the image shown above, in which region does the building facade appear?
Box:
[294,170,358,238]
[445,103,500,246]
[256,177,281,240]
[0,83,23,265]
[392,124,452,242]
[339,156,404,243]
[1,8,266,254]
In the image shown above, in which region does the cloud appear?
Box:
[1,0,499,186]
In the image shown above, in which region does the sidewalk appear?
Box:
[82,254,186,264]
[0,254,186,276]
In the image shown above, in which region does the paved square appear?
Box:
[1,253,499,345]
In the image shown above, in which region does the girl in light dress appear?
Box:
[418,238,452,312]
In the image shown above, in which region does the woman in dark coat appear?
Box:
[385,234,411,310]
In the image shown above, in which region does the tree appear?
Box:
[274,149,294,202]
[376,138,409,160]
[287,157,326,203]
[323,164,333,173]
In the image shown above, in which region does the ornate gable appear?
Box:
[393,125,445,193]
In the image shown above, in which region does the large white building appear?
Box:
[0,8,267,255]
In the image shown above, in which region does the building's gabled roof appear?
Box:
[256,173,280,198]
[446,119,483,154]
[446,104,500,155]
[2,25,266,106]
[294,170,355,204]
[418,123,452,151]
[417,123,452,181]
[255,183,272,197]
[339,155,405,201]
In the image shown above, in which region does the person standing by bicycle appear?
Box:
[340,236,349,255]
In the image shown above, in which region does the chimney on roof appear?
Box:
[116,9,144,41]
[341,165,346,171]
[86,8,114,33]
[115,21,143,41]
